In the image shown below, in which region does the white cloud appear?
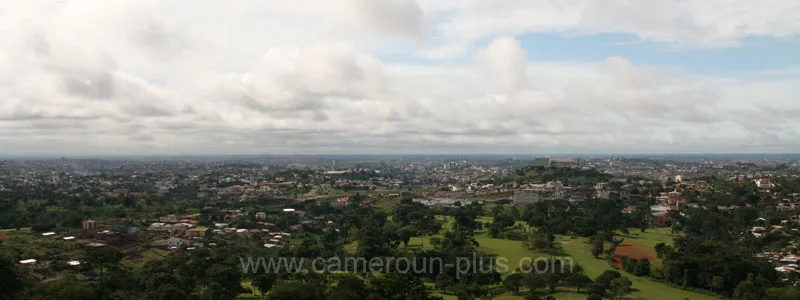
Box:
[420,0,800,57]
[1,0,799,155]
[475,37,528,92]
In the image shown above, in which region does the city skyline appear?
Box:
[2,0,800,155]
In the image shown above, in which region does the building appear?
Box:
[19,259,37,265]
[596,190,611,199]
[551,158,579,168]
[546,180,564,189]
[755,179,775,189]
[332,197,349,207]
[255,212,267,220]
[159,215,178,222]
[82,220,99,230]
[534,157,552,168]
[185,227,210,238]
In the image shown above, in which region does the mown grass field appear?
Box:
[317,212,716,300]
[619,227,678,251]
[472,218,715,299]
[558,236,717,300]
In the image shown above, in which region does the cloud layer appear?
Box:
[420,0,800,57]
[1,0,799,155]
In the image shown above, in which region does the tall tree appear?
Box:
[608,277,633,300]
[267,281,325,300]
[591,235,604,258]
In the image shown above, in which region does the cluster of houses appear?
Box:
[412,198,480,207]
[512,180,593,205]
[17,220,112,269]
[757,244,800,275]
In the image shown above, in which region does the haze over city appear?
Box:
[2,0,800,156]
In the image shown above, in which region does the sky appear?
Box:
[1,0,800,156]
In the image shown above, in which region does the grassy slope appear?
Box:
[472,218,715,300]
[340,214,714,300]
[619,227,678,251]
[559,236,716,300]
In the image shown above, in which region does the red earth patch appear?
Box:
[613,242,658,269]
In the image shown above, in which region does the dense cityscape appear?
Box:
[2,155,800,299]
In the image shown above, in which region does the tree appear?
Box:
[267,281,325,300]
[522,228,556,252]
[0,258,27,300]
[591,236,604,259]
[251,273,277,295]
[430,237,442,249]
[733,275,765,300]
[435,272,456,294]
[452,284,472,300]
[488,224,502,238]
[329,274,368,300]
[397,226,416,247]
[586,283,606,297]
[524,294,541,300]
[502,273,524,295]
[199,261,244,300]
[565,274,593,293]
[522,273,546,293]
[368,272,433,300]
[29,278,97,300]
[654,243,667,259]
[766,287,800,300]
[608,277,632,300]
[586,294,603,300]
[709,276,725,294]
[148,284,187,300]
[595,270,621,290]
[635,259,651,277]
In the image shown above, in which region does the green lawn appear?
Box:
[619,227,679,251]
[559,236,717,300]
[354,214,715,300]
[470,223,716,300]
[140,248,169,261]
[461,235,717,300]
[239,280,263,297]
[475,235,549,274]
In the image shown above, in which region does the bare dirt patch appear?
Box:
[613,242,658,268]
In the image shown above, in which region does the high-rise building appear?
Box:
[534,157,551,168]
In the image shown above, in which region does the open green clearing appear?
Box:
[473,216,715,299]
[560,236,716,300]
[339,214,716,300]
[619,227,678,251]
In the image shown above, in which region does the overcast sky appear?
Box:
[2,0,800,156]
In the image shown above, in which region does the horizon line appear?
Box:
[2,153,800,159]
